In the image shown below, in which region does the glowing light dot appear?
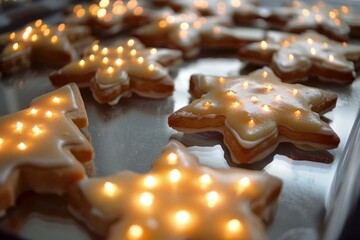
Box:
[30,108,38,115]
[175,210,191,225]
[133,6,144,16]
[43,29,50,36]
[323,42,329,48]
[159,20,168,28]
[281,40,290,47]
[328,55,335,62]
[260,40,267,50]
[288,54,294,61]
[226,90,235,96]
[12,43,19,51]
[226,219,242,234]
[294,110,301,118]
[130,49,137,56]
[89,54,95,61]
[307,38,313,45]
[239,177,250,187]
[128,39,135,47]
[139,192,154,207]
[262,104,271,112]
[53,97,61,103]
[302,9,309,16]
[45,111,53,118]
[103,181,118,197]
[218,77,225,84]
[9,32,16,40]
[232,101,240,108]
[199,174,212,187]
[16,122,23,131]
[167,153,178,164]
[203,101,211,108]
[0,138,3,145]
[148,64,155,71]
[265,84,273,91]
[51,36,58,43]
[334,18,341,26]
[248,119,255,128]
[127,225,143,239]
[150,48,157,55]
[107,66,114,74]
[342,42,348,47]
[58,23,65,31]
[205,191,220,208]
[32,126,41,135]
[310,48,316,55]
[35,19,42,27]
[262,71,268,78]
[101,47,109,55]
[103,57,109,64]
[31,34,38,42]
[137,57,144,64]
[117,46,124,53]
[18,142,27,150]
[97,8,107,18]
[250,96,258,103]
[144,176,156,188]
[92,44,99,52]
[341,5,349,14]
[242,81,249,89]
[292,89,298,95]
[169,169,181,183]
[116,58,123,66]
[275,95,282,101]
[180,22,189,30]
[79,60,85,67]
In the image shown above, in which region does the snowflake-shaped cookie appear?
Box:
[169,67,340,164]
[134,10,265,58]
[68,140,282,240]
[49,38,182,105]
[0,20,84,75]
[239,31,360,84]
[0,83,93,212]
[268,1,360,40]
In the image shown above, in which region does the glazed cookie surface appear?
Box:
[49,38,182,105]
[68,140,282,240]
[168,67,340,164]
[239,31,360,84]
[0,83,94,212]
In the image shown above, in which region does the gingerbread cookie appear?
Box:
[0,20,93,75]
[239,31,360,84]
[0,83,94,212]
[68,140,282,239]
[49,38,182,105]
[65,0,156,36]
[267,1,360,40]
[133,10,265,58]
[168,67,340,164]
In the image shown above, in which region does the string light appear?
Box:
[167,153,178,164]
[169,169,181,183]
[127,225,143,239]
[103,181,118,197]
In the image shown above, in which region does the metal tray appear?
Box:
[1,2,360,240]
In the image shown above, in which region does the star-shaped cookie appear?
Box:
[239,31,360,84]
[68,140,282,240]
[0,83,94,212]
[133,10,265,58]
[65,0,156,36]
[49,38,182,105]
[168,67,340,164]
[0,20,89,75]
[268,1,360,40]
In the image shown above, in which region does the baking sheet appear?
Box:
[0,51,359,240]
[1,2,360,240]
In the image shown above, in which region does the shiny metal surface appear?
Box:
[0,52,359,240]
